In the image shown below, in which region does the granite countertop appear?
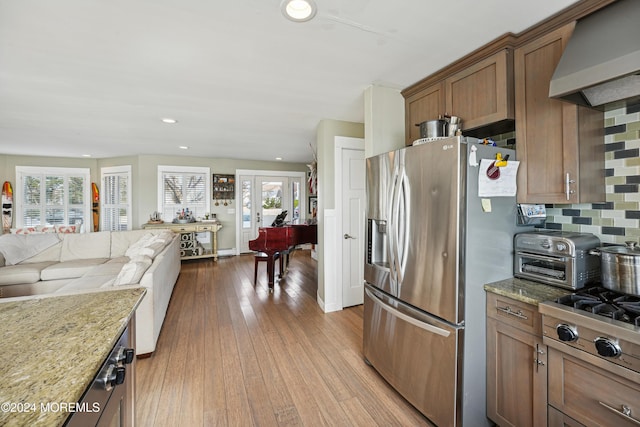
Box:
[484,277,572,306]
[0,287,146,427]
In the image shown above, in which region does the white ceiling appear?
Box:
[0,0,579,163]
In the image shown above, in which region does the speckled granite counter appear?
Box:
[0,287,146,427]
[484,277,572,306]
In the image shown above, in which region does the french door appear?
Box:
[237,171,305,253]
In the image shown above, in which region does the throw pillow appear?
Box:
[12,227,37,235]
[124,233,155,257]
[55,225,77,234]
[136,241,168,259]
[113,256,152,286]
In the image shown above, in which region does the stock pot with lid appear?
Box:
[592,241,640,295]
[415,119,448,138]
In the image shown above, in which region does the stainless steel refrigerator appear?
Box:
[363,136,518,427]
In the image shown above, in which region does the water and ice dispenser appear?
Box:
[367,219,389,268]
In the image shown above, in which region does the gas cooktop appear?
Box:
[539,285,640,373]
[556,286,640,327]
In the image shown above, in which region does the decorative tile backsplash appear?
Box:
[544,100,640,244]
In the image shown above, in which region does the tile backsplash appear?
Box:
[543,100,640,244]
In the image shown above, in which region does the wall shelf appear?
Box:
[213,174,235,205]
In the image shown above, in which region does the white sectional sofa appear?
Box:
[0,229,181,355]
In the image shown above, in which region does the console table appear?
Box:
[142,221,222,261]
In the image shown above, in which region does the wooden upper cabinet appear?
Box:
[515,23,605,204]
[444,49,514,132]
[404,82,444,146]
[403,49,514,146]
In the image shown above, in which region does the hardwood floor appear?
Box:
[136,250,433,426]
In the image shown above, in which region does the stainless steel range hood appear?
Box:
[549,0,640,109]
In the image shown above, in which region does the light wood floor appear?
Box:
[136,250,433,426]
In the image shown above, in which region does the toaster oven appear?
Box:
[514,231,601,290]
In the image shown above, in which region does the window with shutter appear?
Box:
[16,166,90,230]
[101,166,131,231]
[157,166,210,222]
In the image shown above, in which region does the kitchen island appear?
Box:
[0,287,146,427]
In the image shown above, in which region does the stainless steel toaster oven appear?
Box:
[514,231,601,290]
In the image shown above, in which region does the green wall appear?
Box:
[315,119,365,303]
[0,153,307,250]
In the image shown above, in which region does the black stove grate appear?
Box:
[557,287,640,327]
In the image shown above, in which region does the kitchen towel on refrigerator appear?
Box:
[478,158,520,197]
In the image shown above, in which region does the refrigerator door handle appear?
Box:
[387,166,401,293]
[397,168,410,281]
[389,158,409,293]
[365,288,451,337]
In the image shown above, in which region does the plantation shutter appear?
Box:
[102,171,130,231]
[16,167,89,229]
[161,171,207,221]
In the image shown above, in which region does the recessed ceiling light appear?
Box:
[275,157,283,161]
[281,0,317,22]
[179,146,189,150]
[162,118,178,124]
[82,154,91,157]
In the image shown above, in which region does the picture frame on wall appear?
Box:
[308,195,317,214]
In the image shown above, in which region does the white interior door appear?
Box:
[238,172,304,253]
[341,146,365,307]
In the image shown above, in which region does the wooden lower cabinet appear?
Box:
[548,406,585,427]
[547,347,640,427]
[486,293,547,427]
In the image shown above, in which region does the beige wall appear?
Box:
[364,84,405,158]
[0,153,307,250]
[316,119,365,303]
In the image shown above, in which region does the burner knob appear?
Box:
[115,347,135,365]
[99,365,126,391]
[594,337,622,358]
[556,324,578,342]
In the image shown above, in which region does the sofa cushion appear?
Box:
[83,257,129,277]
[55,274,117,293]
[0,262,57,285]
[21,239,63,264]
[40,258,109,281]
[113,256,152,286]
[60,231,111,262]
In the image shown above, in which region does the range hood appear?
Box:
[549,0,640,109]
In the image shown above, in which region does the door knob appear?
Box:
[344,233,355,239]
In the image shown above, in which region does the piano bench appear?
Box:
[254,252,279,284]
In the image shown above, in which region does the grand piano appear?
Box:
[248,223,317,290]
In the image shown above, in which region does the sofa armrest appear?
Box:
[135,234,180,354]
